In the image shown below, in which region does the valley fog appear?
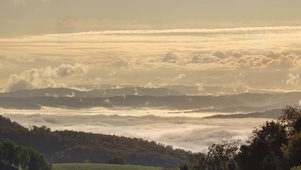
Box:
[1,107,270,152]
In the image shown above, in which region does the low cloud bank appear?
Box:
[2,108,269,152]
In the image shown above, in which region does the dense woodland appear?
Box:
[0,115,188,168]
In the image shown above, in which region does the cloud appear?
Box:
[2,108,269,152]
[267,56,295,69]
[108,58,131,68]
[286,73,299,86]
[45,26,301,36]
[231,51,243,58]
[6,69,60,92]
[56,63,88,77]
[173,74,186,82]
[212,50,227,59]
[162,51,178,63]
[190,56,201,63]
[266,51,281,59]
[1,25,301,94]
[4,64,89,91]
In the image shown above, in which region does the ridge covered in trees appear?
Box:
[0,115,188,168]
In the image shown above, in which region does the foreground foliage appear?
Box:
[0,141,51,170]
[186,105,301,170]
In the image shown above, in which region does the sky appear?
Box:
[1,0,301,94]
[1,0,301,36]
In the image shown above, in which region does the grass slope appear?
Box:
[52,163,167,170]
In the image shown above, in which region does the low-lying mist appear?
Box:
[1,107,270,152]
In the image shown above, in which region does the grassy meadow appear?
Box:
[52,163,174,170]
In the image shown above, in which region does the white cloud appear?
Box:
[56,63,88,77]
[42,26,301,36]
[286,73,299,86]
[4,64,89,91]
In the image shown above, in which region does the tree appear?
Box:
[282,132,301,168]
[186,139,241,170]
[291,166,301,170]
[187,153,207,170]
[108,155,126,165]
[179,163,189,170]
[237,121,287,170]
[207,139,241,170]
[279,105,301,136]
[0,141,51,170]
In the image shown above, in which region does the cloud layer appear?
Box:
[1,26,301,93]
[2,107,270,152]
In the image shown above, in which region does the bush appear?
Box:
[108,155,126,165]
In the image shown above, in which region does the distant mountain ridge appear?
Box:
[0,87,182,98]
[202,109,282,119]
[0,87,300,112]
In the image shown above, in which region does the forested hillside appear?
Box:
[0,115,188,168]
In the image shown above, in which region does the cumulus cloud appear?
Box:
[231,51,243,58]
[267,56,295,69]
[56,63,88,77]
[190,56,201,63]
[6,69,58,92]
[286,73,299,86]
[162,51,178,63]
[4,64,89,91]
[212,50,227,59]
[266,51,281,59]
[108,58,131,68]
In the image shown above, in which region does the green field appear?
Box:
[52,163,168,170]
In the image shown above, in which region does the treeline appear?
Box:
[184,105,301,170]
[0,116,187,168]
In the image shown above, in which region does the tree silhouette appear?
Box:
[0,141,51,170]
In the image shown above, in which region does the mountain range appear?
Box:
[0,87,300,114]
